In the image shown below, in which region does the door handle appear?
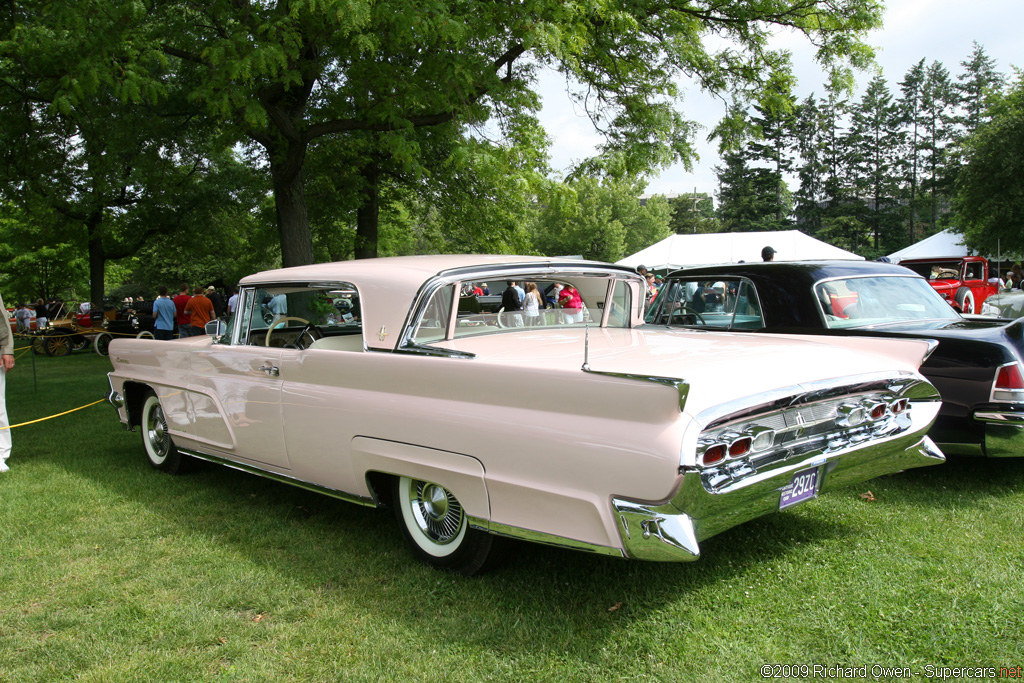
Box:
[259,364,279,377]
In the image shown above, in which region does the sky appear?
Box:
[535,0,1023,200]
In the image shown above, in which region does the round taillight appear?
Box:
[702,444,727,466]
[729,437,752,457]
[869,403,887,420]
[891,398,908,415]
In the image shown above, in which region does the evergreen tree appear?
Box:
[956,42,1005,136]
[898,59,928,243]
[918,61,958,234]
[667,193,718,234]
[715,144,791,232]
[747,84,798,228]
[793,95,828,236]
[846,74,903,251]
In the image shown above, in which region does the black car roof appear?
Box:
[665,260,917,283]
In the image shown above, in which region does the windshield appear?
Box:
[816,275,960,328]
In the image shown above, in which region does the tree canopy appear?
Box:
[1,0,886,272]
[956,71,1024,255]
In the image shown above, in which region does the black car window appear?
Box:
[645,277,765,330]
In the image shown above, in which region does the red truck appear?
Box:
[897,255,999,314]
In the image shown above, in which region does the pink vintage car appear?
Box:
[105,256,945,574]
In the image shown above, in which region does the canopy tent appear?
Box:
[616,230,863,271]
[887,229,1022,264]
[887,230,968,262]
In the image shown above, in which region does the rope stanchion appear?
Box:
[1,398,106,430]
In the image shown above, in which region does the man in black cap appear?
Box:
[761,246,775,262]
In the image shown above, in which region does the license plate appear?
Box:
[779,467,820,509]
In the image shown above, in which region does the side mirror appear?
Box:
[205,319,227,340]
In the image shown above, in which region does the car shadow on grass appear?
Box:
[45,431,871,650]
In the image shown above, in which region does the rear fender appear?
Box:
[352,437,489,520]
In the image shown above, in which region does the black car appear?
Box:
[645,260,1024,457]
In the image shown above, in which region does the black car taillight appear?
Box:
[992,362,1024,403]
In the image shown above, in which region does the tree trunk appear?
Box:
[270,143,315,268]
[88,213,106,306]
[354,163,380,260]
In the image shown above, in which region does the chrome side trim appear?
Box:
[581,368,690,412]
[393,343,476,359]
[178,449,376,508]
[476,518,625,558]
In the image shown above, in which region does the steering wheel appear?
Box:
[669,305,707,325]
[264,316,309,347]
[295,323,324,349]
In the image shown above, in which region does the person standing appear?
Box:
[761,246,776,262]
[34,298,48,330]
[173,284,192,338]
[0,292,14,472]
[153,286,177,341]
[206,286,225,319]
[523,282,542,326]
[557,282,583,323]
[226,287,239,317]
[184,286,214,335]
[14,304,30,333]
[501,281,524,328]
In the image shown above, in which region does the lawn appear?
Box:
[1,351,1022,682]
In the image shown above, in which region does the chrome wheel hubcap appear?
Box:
[147,405,170,458]
[409,481,464,545]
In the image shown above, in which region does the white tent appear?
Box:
[616,230,863,271]
[887,229,968,262]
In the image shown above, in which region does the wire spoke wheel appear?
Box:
[45,333,72,357]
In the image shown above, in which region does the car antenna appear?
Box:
[582,324,591,372]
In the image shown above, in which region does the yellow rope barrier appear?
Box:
[1,398,106,431]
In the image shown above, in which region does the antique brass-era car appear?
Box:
[106,256,944,574]
[33,303,153,357]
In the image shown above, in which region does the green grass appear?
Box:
[2,352,1023,682]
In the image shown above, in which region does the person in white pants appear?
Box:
[0,293,13,472]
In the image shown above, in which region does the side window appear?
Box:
[607,280,633,327]
[412,284,454,344]
[239,284,363,348]
[646,278,763,329]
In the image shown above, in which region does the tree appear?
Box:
[667,193,719,234]
[955,72,1024,255]
[793,95,829,236]
[747,81,797,228]
[956,42,1004,137]
[918,61,957,234]
[846,74,903,251]
[531,177,671,262]
[898,59,928,243]
[2,0,884,266]
[715,142,792,232]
